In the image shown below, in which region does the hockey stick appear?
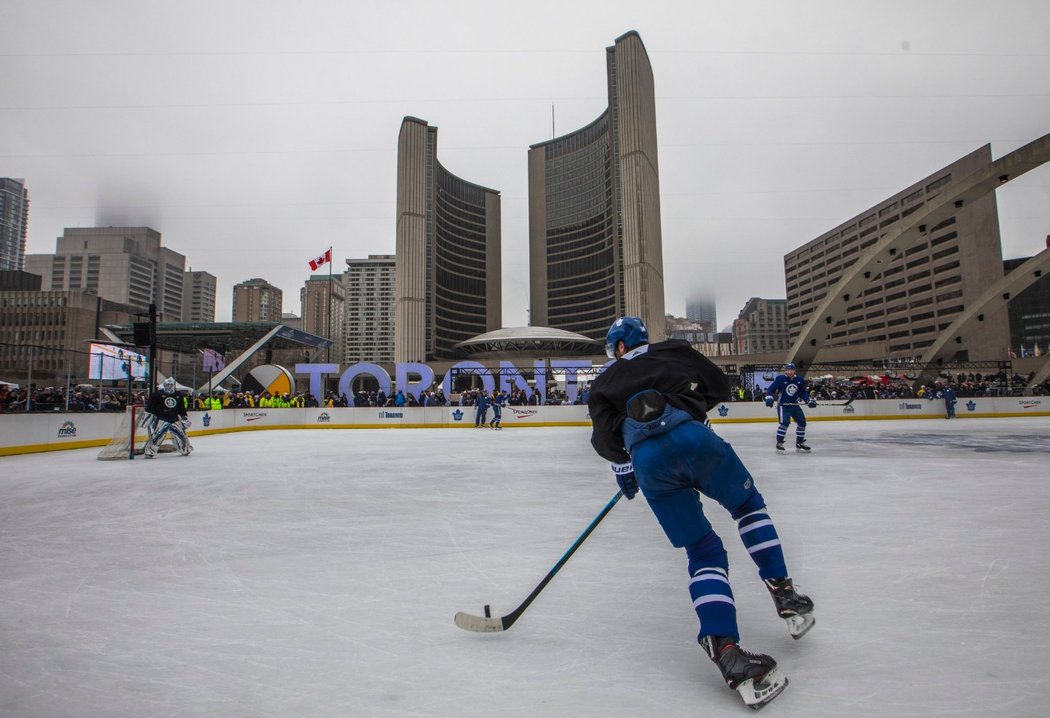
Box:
[815,397,855,407]
[454,489,624,633]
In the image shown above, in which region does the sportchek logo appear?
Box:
[243,412,267,422]
[1019,400,1042,409]
[57,420,77,437]
[513,408,539,419]
[317,412,331,423]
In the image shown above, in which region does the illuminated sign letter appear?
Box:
[339,363,392,399]
[295,363,339,400]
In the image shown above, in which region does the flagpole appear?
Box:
[326,245,333,364]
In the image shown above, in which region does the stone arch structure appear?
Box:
[787,133,1050,368]
[919,247,1050,367]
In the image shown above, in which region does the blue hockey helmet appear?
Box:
[784,363,797,371]
[605,316,649,358]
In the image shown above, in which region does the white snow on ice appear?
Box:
[2,417,1049,717]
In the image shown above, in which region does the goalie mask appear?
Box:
[162,377,176,393]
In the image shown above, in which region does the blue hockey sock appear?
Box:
[776,425,787,442]
[796,427,806,443]
[731,493,788,580]
[685,531,738,642]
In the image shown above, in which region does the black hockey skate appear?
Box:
[775,441,785,453]
[765,577,815,639]
[795,441,811,452]
[701,635,787,710]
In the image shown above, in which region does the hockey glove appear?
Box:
[611,462,638,500]
[764,396,774,408]
[807,400,817,409]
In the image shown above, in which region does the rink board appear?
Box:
[1,396,1047,456]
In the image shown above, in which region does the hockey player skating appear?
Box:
[489,390,505,429]
[765,363,816,452]
[144,377,192,458]
[588,317,814,710]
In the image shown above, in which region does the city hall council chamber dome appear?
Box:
[453,326,602,360]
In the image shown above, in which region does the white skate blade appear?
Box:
[737,667,788,710]
[786,611,815,639]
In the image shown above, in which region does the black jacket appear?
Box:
[146,389,189,423]
[587,340,729,463]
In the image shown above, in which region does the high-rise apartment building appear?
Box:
[232,278,282,322]
[394,117,501,362]
[528,31,665,342]
[0,178,29,271]
[24,226,185,321]
[785,146,1008,361]
[733,298,790,355]
[182,269,217,323]
[344,254,395,364]
[302,275,345,363]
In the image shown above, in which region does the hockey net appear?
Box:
[97,404,177,460]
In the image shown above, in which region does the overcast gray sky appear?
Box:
[3,0,1049,328]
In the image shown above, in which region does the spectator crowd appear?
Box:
[2,369,1048,414]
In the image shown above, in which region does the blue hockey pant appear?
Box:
[776,404,807,443]
[631,421,789,641]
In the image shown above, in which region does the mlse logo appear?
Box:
[57,420,77,437]
[317,412,331,423]
[379,411,403,419]
[899,403,923,410]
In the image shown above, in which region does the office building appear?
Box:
[733,298,790,355]
[0,289,136,383]
[394,117,501,362]
[784,146,1008,361]
[344,254,395,364]
[24,226,185,322]
[232,278,282,323]
[301,275,345,363]
[528,31,665,343]
[1005,242,1050,356]
[182,269,217,323]
[0,178,29,271]
[685,294,717,332]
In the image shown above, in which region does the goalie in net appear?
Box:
[98,377,193,460]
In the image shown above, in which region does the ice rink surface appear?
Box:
[2,417,1049,718]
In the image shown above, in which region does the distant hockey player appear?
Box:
[488,390,505,430]
[144,377,192,457]
[765,363,817,452]
[474,390,489,428]
[588,316,814,710]
[938,382,958,419]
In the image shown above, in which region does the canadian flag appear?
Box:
[308,248,332,271]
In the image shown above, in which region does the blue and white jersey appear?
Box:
[766,374,811,407]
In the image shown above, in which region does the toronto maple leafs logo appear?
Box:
[452,409,463,421]
[202,413,212,427]
[966,400,976,412]
[717,404,729,417]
